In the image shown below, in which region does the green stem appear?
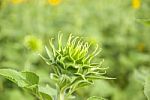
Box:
[58,91,65,100]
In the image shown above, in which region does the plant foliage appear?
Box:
[0,34,112,100]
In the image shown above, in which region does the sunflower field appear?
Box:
[0,0,150,100]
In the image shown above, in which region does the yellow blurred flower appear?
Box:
[132,0,141,9]
[11,0,25,4]
[48,0,61,6]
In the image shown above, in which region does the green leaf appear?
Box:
[21,72,39,85]
[39,85,57,100]
[0,69,55,100]
[144,76,150,100]
[87,96,107,100]
[21,71,39,93]
[39,92,53,100]
[0,69,27,87]
[0,69,39,88]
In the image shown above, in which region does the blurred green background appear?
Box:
[0,0,150,100]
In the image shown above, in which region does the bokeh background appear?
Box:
[0,0,150,100]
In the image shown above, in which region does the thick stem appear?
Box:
[58,91,65,100]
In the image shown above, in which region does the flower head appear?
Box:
[11,0,25,5]
[48,0,61,6]
[41,34,110,78]
[132,0,141,9]
[40,34,112,94]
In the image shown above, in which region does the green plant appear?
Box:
[144,76,150,100]
[0,34,112,100]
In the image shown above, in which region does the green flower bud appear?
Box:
[40,34,112,99]
[24,35,43,52]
